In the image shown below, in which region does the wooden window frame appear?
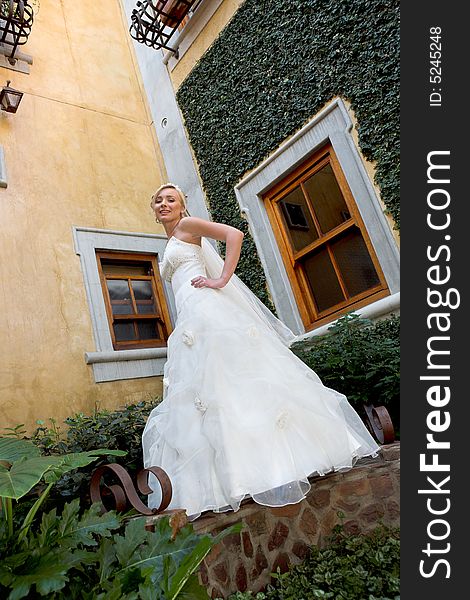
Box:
[263,143,389,331]
[96,251,172,351]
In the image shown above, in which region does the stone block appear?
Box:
[205,541,223,565]
[270,502,302,517]
[334,498,360,513]
[212,560,229,585]
[242,530,254,558]
[235,563,248,592]
[369,474,395,499]
[335,477,370,498]
[307,488,331,509]
[222,531,242,550]
[381,443,401,461]
[245,510,268,536]
[292,540,310,559]
[271,552,291,583]
[299,507,319,537]
[343,519,361,535]
[319,509,340,538]
[386,499,400,521]
[255,544,268,573]
[268,521,290,551]
[359,502,386,523]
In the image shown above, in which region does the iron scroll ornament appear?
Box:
[90,463,172,515]
[129,0,199,53]
[363,403,395,445]
[0,0,34,61]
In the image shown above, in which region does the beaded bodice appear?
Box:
[160,237,205,283]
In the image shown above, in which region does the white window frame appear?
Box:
[73,226,175,382]
[234,98,400,337]
[164,0,225,69]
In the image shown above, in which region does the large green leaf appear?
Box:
[42,449,126,484]
[61,502,121,548]
[0,456,61,500]
[176,573,210,600]
[167,522,242,600]
[0,443,126,500]
[0,438,40,464]
[5,548,87,600]
[96,537,117,584]
[35,500,120,550]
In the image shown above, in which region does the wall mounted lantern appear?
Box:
[129,0,200,53]
[0,80,23,112]
[0,0,35,63]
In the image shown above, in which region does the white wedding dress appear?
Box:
[142,236,380,520]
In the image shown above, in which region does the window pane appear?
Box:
[278,187,318,252]
[107,280,133,315]
[114,322,136,341]
[331,228,380,297]
[132,280,157,314]
[137,320,160,340]
[304,163,350,233]
[103,262,149,276]
[301,248,344,313]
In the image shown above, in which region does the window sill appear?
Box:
[291,291,400,346]
[85,347,168,383]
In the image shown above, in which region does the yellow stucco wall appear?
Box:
[169,0,245,91]
[0,1,167,431]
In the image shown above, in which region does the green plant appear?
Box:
[0,498,242,599]
[270,525,399,600]
[29,399,160,504]
[176,0,399,301]
[292,314,400,428]
[222,525,399,600]
[0,437,125,541]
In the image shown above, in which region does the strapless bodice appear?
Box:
[160,237,207,307]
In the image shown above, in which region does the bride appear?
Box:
[142,183,380,521]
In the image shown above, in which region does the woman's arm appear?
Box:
[176,217,244,288]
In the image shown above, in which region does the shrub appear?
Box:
[29,399,161,505]
[292,314,400,430]
[0,498,241,600]
[223,525,400,600]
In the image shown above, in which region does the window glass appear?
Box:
[278,187,318,252]
[331,228,380,297]
[304,163,350,234]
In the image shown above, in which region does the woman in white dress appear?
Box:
[142,183,380,521]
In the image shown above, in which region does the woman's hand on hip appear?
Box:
[191,276,226,289]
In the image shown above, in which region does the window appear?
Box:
[263,143,389,330]
[97,252,172,350]
[235,99,399,337]
[73,226,175,382]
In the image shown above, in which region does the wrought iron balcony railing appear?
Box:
[129,0,201,53]
[0,0,34,62]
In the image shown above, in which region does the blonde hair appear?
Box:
[150,183,189,216]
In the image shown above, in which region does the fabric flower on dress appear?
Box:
[276,411,289,430]
[247,325,259,340]
[194,396,207,414]
[182,330,195,346]
[162,377,170,388]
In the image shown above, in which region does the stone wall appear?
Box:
[193,443,400,599]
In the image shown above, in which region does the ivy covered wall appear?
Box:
[176,0,399,304]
